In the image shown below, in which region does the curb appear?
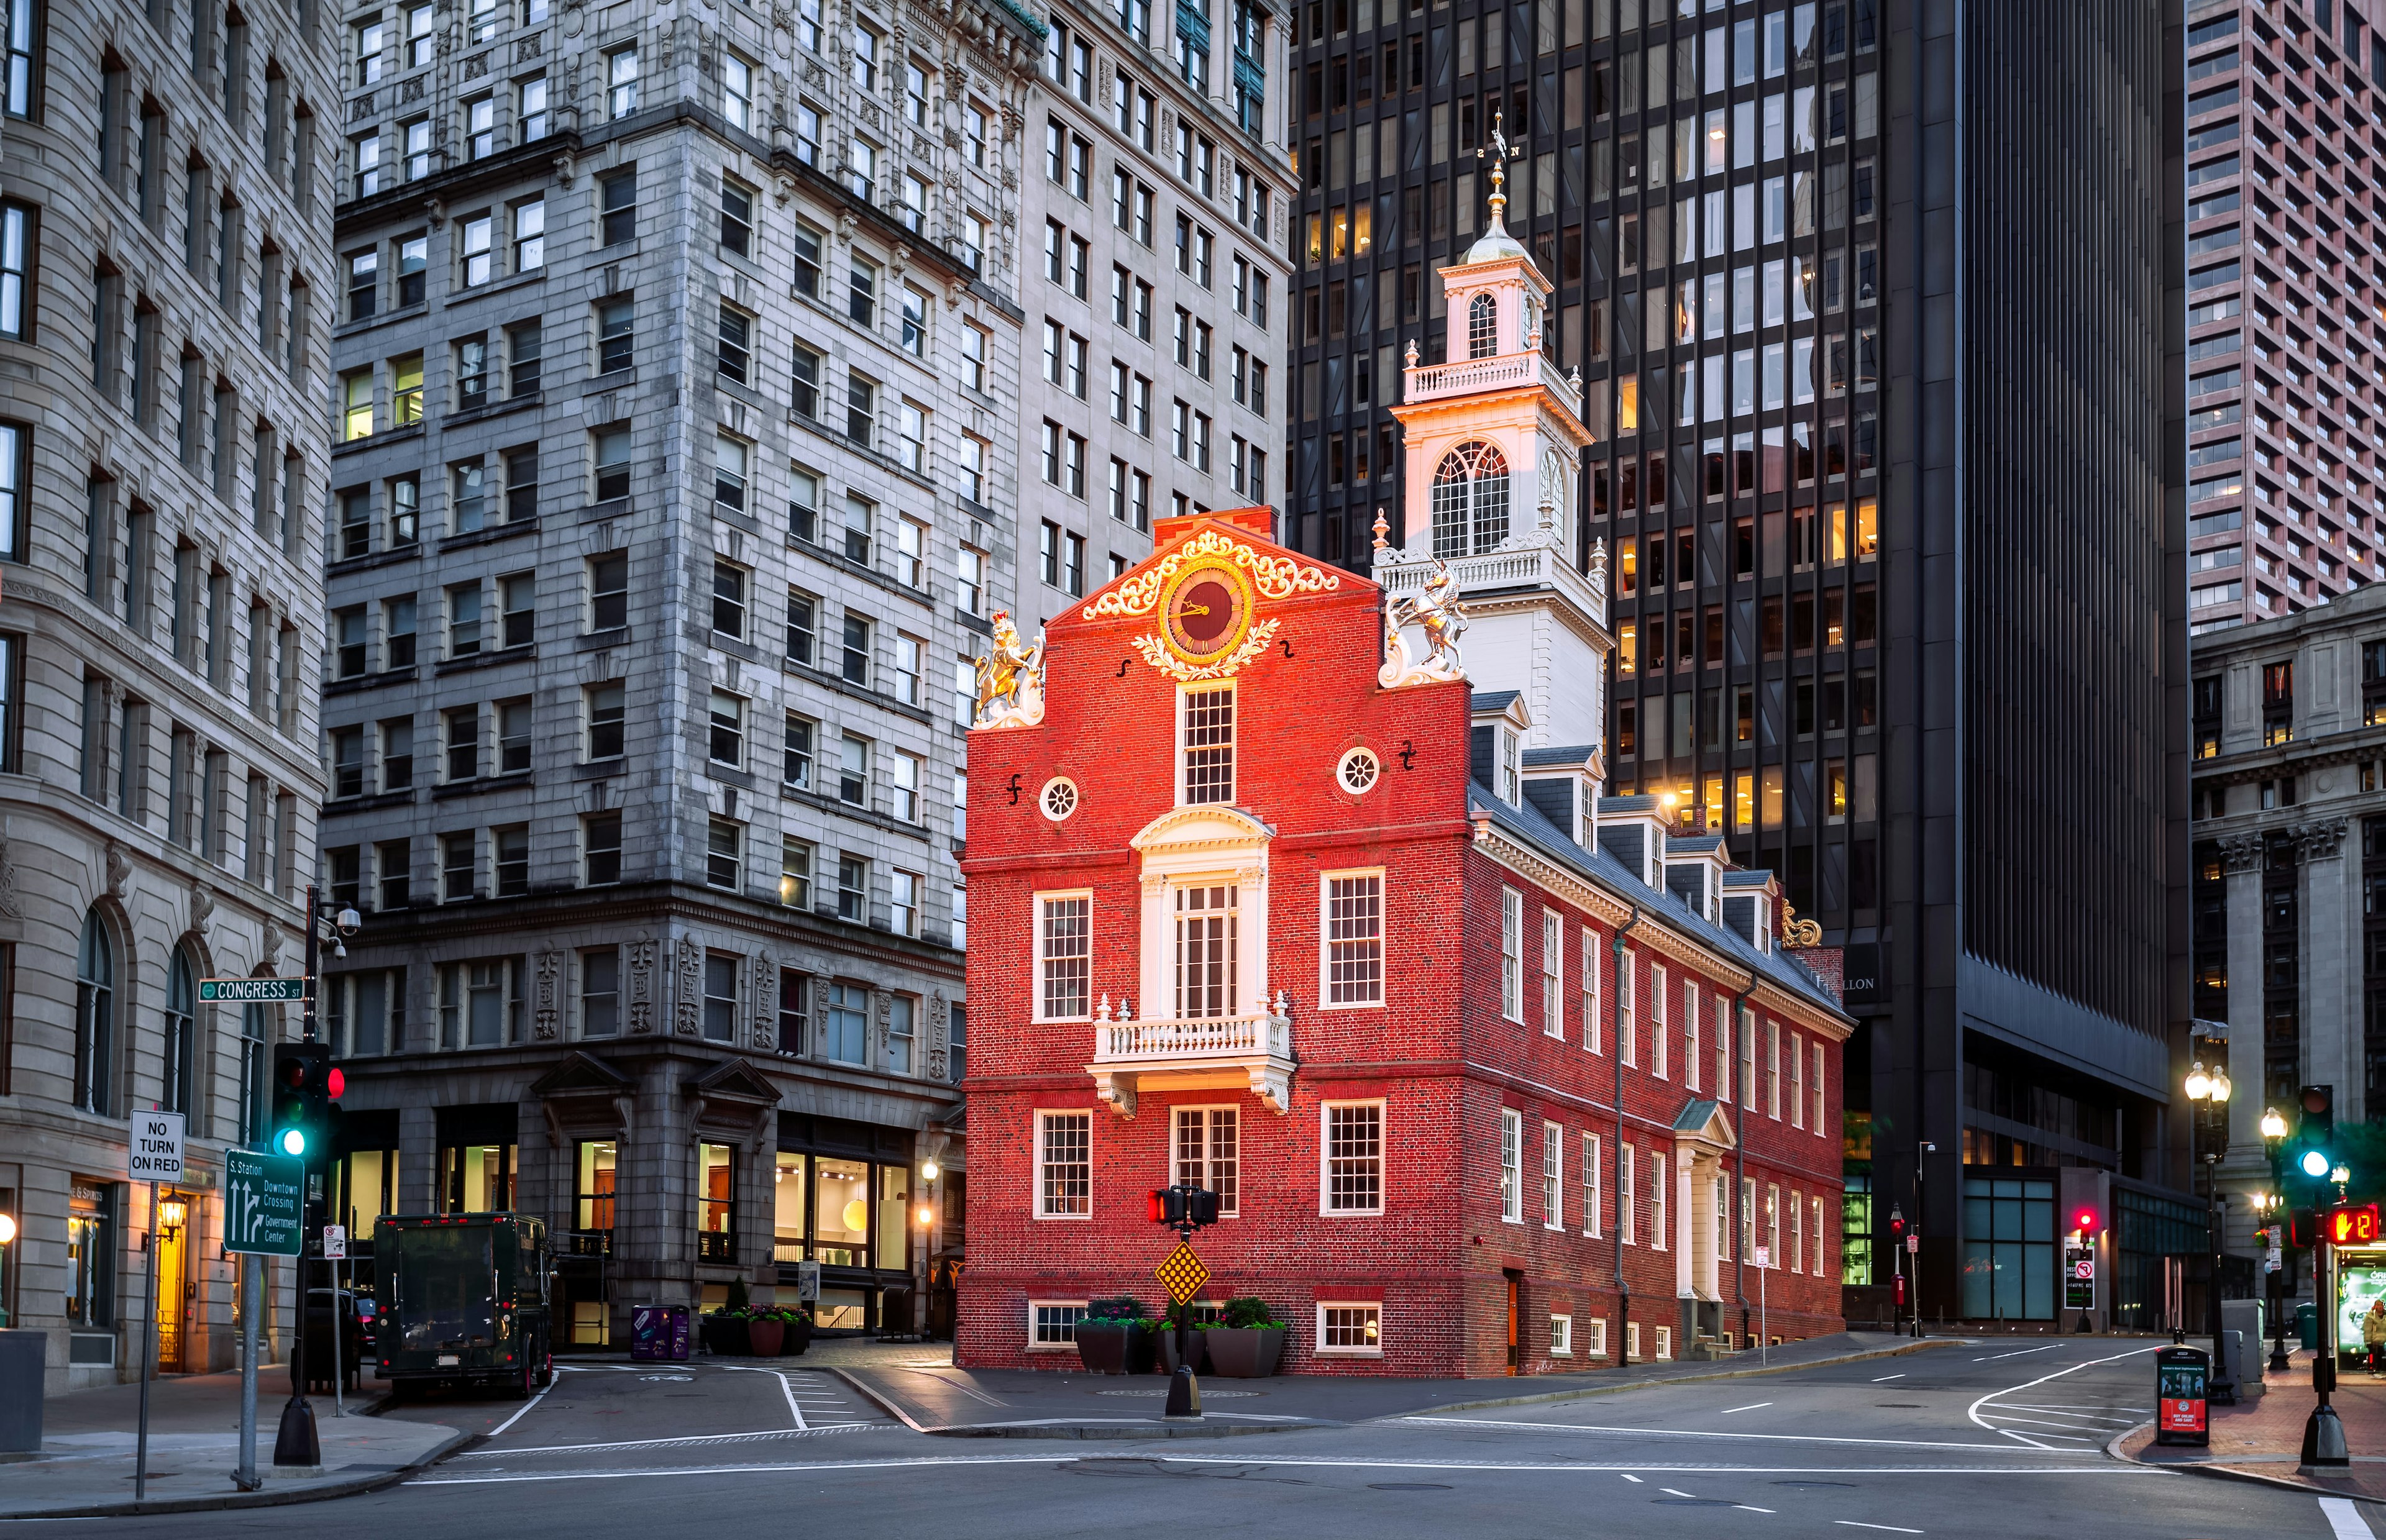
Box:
[0,1428,472,1521]
[2106,1419,2386,1508]
[831,1336,1957,1440]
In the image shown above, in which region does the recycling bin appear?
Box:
[2298,1300,2320,1352]
[631,1304,691,1361]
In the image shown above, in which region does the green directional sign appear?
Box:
[200,977,308,1004]
[224,1149,305,1257]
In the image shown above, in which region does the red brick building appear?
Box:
[957,183,1849,1376]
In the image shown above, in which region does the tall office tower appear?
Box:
[1015,0,1293,627]
[0,2,336,1387]
[1289,0,2193,1326]
[319,0,1044,1342]
[2183,0,2386,636]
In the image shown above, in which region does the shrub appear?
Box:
[1084,1294,1147,1325]
[1218,1295,1287,1329]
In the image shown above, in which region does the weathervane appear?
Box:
[1474,111,1520,234]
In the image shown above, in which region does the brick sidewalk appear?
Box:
[2123,1348,2386,1503]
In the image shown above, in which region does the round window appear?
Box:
[1337,747,1381,795]
[1040,777,1081,821]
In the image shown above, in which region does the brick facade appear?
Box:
[959,506,1849,1377]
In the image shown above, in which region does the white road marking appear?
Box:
[1720,1403,1773,1415]
[449,1425,876,1459]
[1620,1474,1644,1483]
[2321,1497,2378,1540]
[1966,1345,2158,1451]
[1737,1506,1777,1514]
[1661,1487,1698,1497]
[1407,1416,2047,1454]
[1870,1374,1906,1383]
[1835,1524,1922,1535]
[1972,1346,2057,1362]
[717,1363,807,1431]
[485,1378,559,1440]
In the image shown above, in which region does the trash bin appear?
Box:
[0,1330,43,1453]
[2156,1344,2210,1447]
[631,1305,690,1362]
[2298,1300,2320,1352]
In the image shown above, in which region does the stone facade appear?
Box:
[0,0,336,1388]
[2192,581,2386,1256]
[318,0,1051,1338]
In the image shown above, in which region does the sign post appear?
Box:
[127,1109,184,1503]
[1753,1247,1770,1366]
[322,1226,347,1418]
[225,1148,304,1487]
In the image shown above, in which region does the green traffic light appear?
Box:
[277,1128,306,1157]
[2300,1147,2330,1178]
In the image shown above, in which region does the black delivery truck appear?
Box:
[373,1213,554,1398]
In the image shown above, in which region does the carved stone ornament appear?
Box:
[106,840,130,898]
[971,609,1047,729]
[1378,560,1469,689]
[2217,833,2263,875]
[1084,529,1341,621]
[190,881,215,936]
[628,938,657,1032]
[260,919,285,971]
[0,836,20,919]
[927,987,948,1081]
[754,947,776,1047]
[2296,818,2351,862]
[675,937,703,1036]
[535,950,562,1038]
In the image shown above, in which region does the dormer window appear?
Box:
[1182,685,1235,804]
[1467,292,1497,358]
[1498,726,1520,804]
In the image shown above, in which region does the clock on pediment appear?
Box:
[1159,558,1256,668]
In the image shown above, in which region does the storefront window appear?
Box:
[697,1142,735,1260]
[876,1165,910,1271]
[774,1153,807,1262]
[576,1141,616,1236]
[66,1180,115,1329]
[441,1142,515,1212]
[813,1157,870,1265]
[337,1148,396,1239]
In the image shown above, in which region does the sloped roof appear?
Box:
[1468,783,1847,1021]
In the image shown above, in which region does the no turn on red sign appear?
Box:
[129,1109,185,1182]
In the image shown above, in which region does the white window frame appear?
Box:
[1176,680,1236,806]
[1619,949,1637,1066]
[1583,1316,1607,1357]
[1499,886,1523,1021]
[1717,996,1734,1103]
[1315,1300,1384,1357]
[1626,1321,1641,1360]
[1651,1153,1668,1251]
[1541,1119,1563,1229]
[1319,1098,1386,1216]
[1034,1108,1094,1219]
[1683,980,1701,1093]
[1741,1008,1759,1110]
[1790,1185,1805,1273]
[1812,1194,1827,1275]
[1033,889,1094,1022]
[1319,867,1386,1008]
[1172,1103,1240,1216]
[1580,927,1603,1055]
[1654,1324,1673,1361]
[1768,1018,1783,1119]
[1548,1313,1572,1357]
[1619,1142,1636,1244]
[1581,1131,1602,1237]
[1540,909,1563,1038]
[1650,962,1669,1080]
[1790,1028,1805,1128]
[1028,1298,1089,1347]
[1498,1108,1524,1224]
[1812,1041,1828,1134]
[1767,1181,1782,1264]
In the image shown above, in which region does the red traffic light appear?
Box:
[326,1067,345,1099]
[2075,1210,2098,1233]
[1148,1188,1179,1225]
[2326,1204,2381,1247]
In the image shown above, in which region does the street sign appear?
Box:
[200,977,308,1004]
[2065,1239,2096,1311]
[1752,1247,1770,1267]
[129,1109,185,1182]
[1154,1242,1210,1304]
[794,1259,821,1302]
[224,1149,305,1257]
[321,1224,347,1260]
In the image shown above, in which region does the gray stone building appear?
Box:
[0,0,337,1388]
[318,0,1050,1341]
[2191,581,2386,1257]
[1012,0,1293,625]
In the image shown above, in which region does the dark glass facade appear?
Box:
[1287,0,2194,1321]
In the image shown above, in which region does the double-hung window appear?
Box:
[1322,872,1382,1005]
[1038,893,1090,1019]
[1322,1102,1383,1214]
[1174,1106,1238,1215]
[1498,887,1522,1021]
[1037,1111,1091,1217]
[1581,927,1602,1054]
[1540,911,1563,1037]
[1542,1122,1564,1229]
[1497,1108,1522,1223]
[1180,685,1233,803]
[1172,885,1236,1019]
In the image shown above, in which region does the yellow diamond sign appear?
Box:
[1154,1242,1210,1305]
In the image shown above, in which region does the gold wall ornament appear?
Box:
[1781,905,1823,948]
[1081,529,1340,620]
[971,609,1047,729]
[1132,617,1279,681]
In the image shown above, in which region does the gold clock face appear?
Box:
[1161,563,1253,663]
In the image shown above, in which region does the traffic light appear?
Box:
[1148,1187,1186,1226]
[2295,1085,2336,1182]
[1187,1188,1220,1226]
[1888,1208,1907,1247]
[2326,1204,2382,1247]
[268,1043,342,1163]
[1146,1185,1221,1228]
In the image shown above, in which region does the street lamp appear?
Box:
[2253,1190,2293,1372]
[2185,1056,2236,1401]
[0,1211,14,1328]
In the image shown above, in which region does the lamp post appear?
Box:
[2253,1187,2292,1374]
[0,1210,14,1328]
[2185,1057,2236,1402]
[2262,1106,2292,1372]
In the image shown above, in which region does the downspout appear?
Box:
[1729,980,1757,1351]
[1611,903,1643,1366]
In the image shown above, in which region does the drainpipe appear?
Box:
[1611,903,1643,1367]
[1729,980,1757,1351]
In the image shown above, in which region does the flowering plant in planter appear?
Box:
[1076,1295,1156,1375]
[1198,1296,1289,1378]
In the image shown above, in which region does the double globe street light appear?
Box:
[2185,1057,2236,1401]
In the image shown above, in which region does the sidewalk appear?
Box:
[824,1330,1952,1437]
[0,1367,463,1518]
[2119,1348,2386,1505]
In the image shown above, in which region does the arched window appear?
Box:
[1431,441,1511,558]
[75,911,114,1116]
[1467,293,1498,359]
[163,945,196,1116]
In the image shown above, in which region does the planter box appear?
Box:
[1203,1327,1286,1378]
[1158,1329,1210,1375]
[1124,1325,1158,1376]
[700,1316,751,1356]
[785,1321,813,1356]
[1075,1322,1139,1375]
[747,1318,785,1356]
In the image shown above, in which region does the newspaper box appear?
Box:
[2155,1344,2210,1446]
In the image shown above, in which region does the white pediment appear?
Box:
[1130,806,1277,857]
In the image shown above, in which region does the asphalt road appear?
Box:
[17,1340,2377,1539]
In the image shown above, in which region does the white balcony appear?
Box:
[1378,539,1609,632]
[1403,348,1583,414]
[1086,1001,1294,1118]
